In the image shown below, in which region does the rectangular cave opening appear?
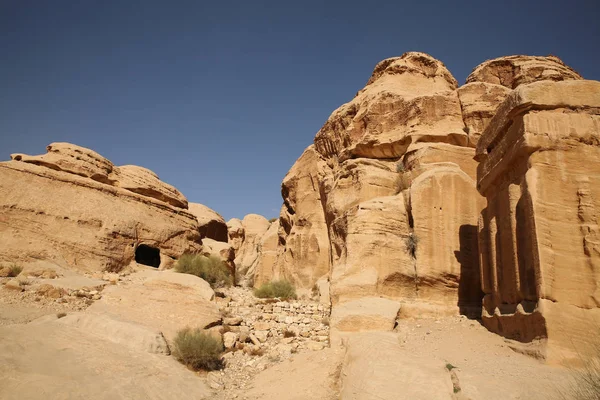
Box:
[135,244,161,268]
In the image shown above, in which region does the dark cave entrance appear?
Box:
[135,244,161,268]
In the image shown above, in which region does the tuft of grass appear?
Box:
[446,363,456,371]
[396,162,405,173]
[175,254,232,288]
[7,264,22,278]
[283,329,296,338]
[405,234,419,259]
[254,280,297,300]
[172,327,224,371]
[558,345,600,400]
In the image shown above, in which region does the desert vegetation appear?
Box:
[175,254,232,288]
[172,327,224,371]
[7,264,22,277]
[254,280,297,300]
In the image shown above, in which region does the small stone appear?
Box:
[5,280,23,291]
[254,330,268,343]
[223,332,239,349]
[249,333,261,346]
[223,316,243,326]
[306,341,325,351]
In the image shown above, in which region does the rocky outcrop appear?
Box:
[188,202,228,242]
[275,146,331,290]
[0,143,201,272]
[314,52,467,161]
[476,79,600,363]
[466,55,582,89]
[228,214,271,286]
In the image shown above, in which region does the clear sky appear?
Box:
[1,1,599,221]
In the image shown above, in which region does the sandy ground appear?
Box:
[0,275,578,400]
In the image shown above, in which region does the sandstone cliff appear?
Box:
[251,53,596,351]
[0,143,202,272]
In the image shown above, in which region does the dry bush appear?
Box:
[7,264,22,277]
[175,254,232,288]
[405,234,419,259]
[172,327,223,371]
[254,280,297,300]
[283,329,296,338]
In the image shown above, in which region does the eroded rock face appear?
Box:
[275,146,331,290]
[466,55,582,89]
[457,82,511,147]
[188,202,228,242]
[476,79,600,363]
[0,143,201,272]
[314,52,467,161]
[229,214,271,286]
[269,52,487,316]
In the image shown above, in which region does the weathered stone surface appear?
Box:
[230,214,271,286]
[466,55,582,89]
[410,163,484,315]
[276,146,331,289]
[58,312,170,354]
[188,202,228,242]
[340,332,453,400]
[314,52,467,161]
[0,320,212,400]
[457,82,511,147]
[0,143,201,272]
[476,78,600,363]
[114,165,188,209]
[329,195,412,303]
[227,217,245,253]
[88,270,220,340]
[253,220,282,287]
[330,297,400,345]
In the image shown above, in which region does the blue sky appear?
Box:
[1,0,599,220]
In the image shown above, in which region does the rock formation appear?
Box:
[267,52,486,323]
[252,53,597,350]
[475,79,600,363]
[188,202,229,242]
[0,143,202,272]
[227,214,271,286]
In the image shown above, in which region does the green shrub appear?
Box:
[268,217,278,223]
[172,327,223,371]
[175,254,232,288]
[7,264,22,277]
[254,280,297,300]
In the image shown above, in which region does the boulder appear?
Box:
[0,143,201,272]
[87,270,220,341]
[0,320,212,399]
[188,202,228,242]
[57,313,170,354]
